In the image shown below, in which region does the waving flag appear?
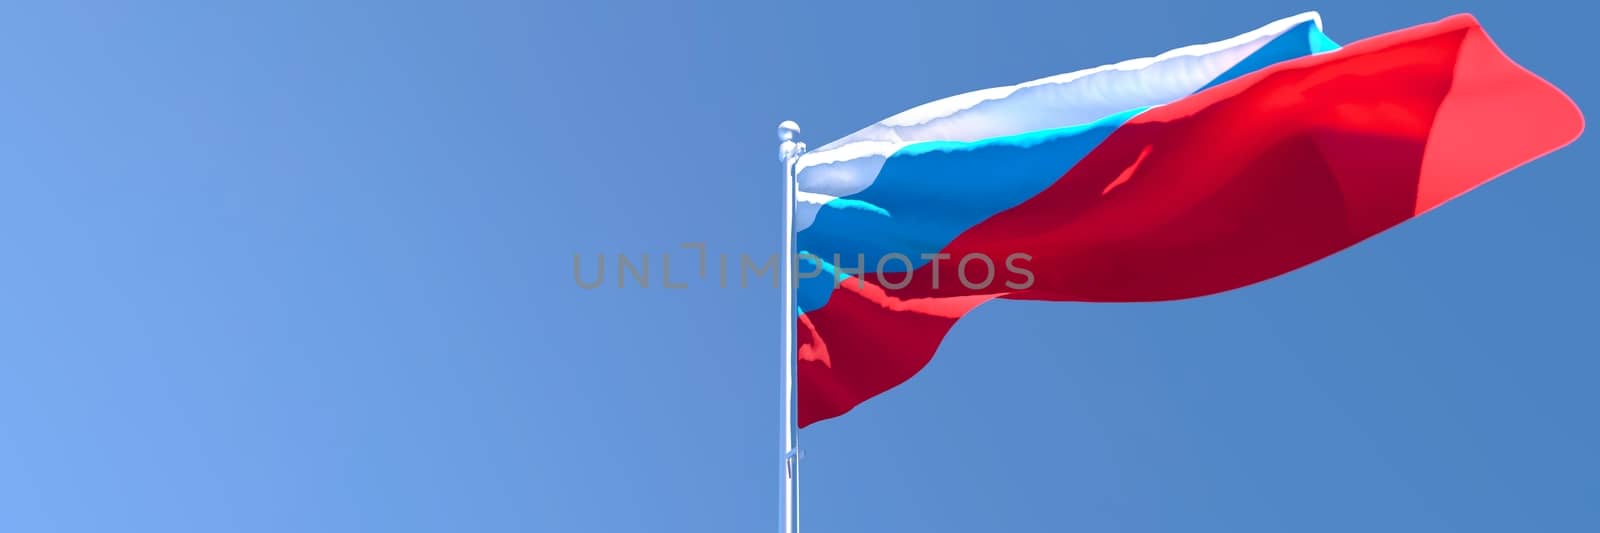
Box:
[794,13,1583,427]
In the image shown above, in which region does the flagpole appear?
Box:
[778,120,805,533]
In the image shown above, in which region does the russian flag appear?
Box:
[794,13,1583,427]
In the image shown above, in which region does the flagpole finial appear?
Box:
[778,120,806,164]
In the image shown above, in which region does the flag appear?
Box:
[794,13,1583,428]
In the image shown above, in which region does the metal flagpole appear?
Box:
[778,120,805,533]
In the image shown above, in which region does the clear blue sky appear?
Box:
[0,1,1594,531]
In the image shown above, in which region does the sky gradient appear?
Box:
[0,1,1595,531]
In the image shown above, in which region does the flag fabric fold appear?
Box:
[795,13,1583,428]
